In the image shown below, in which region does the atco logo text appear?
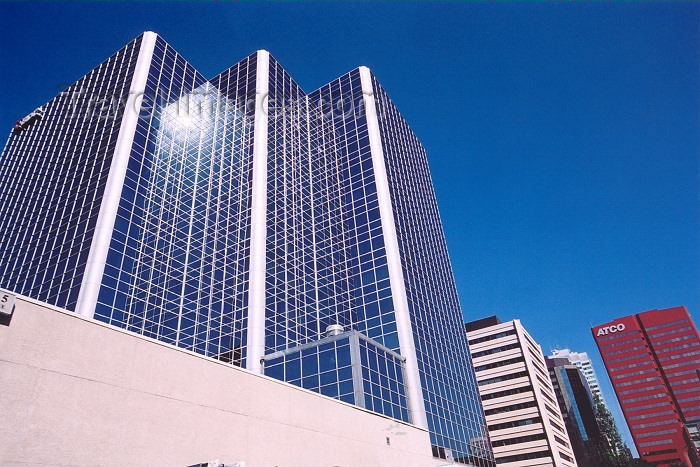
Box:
[597,323,626,337]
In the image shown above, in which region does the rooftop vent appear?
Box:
[326,324,344,337]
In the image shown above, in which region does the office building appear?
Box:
[593,306,700,467]
[0,32,493,464]
[546,356,603,467]
[466,316,578,467]
[550,348,605,408]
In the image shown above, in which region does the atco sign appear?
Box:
[597,323,626,337]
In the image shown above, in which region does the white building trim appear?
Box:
[245,50,270,373]
[75,31,157,319]
[359,66,427,430]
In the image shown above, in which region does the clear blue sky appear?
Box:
[1,1,698,454]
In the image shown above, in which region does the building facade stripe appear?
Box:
[359,66,427,430]
[75,31,157,319]
[245,50,270,373]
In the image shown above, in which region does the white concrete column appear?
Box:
[245,50,270,373]
[359,66,428,429]
[75,31,158,319]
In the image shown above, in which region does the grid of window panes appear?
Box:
[93,39,256,365]
[358,335,409,422]
[305,81,356,339]
[263,334,356,403]
[0,34,142,311]
[210,52,258,119]
[371,74,494,466]
[264,56,355,353]
[309,71,399,352]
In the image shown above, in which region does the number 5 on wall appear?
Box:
[0,290,15,316]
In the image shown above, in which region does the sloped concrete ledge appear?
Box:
[0,294,444,467]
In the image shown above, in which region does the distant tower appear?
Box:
[546,356,604,467]
[550,348,606,408]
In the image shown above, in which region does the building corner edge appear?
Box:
[74,32,158,319]
[359,66,428,430]
[245,50,270,373]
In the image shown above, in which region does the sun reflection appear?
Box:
[174,112,198,129]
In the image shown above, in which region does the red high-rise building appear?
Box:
[593,306,700,467]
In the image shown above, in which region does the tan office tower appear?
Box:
[466,316,578,467]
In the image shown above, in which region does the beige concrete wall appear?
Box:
[0,295,444,467]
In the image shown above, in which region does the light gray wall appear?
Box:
[0,295,444,467]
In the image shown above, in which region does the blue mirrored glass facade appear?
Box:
[372,75,494,464]
[0,35,143,310]
[0,32,493,465]
[97,41,250,360]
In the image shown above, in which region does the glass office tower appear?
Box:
[0,32,493,465]
[550,348,606,409]
[546,356,603,467]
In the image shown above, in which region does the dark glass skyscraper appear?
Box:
[546,356,603,467]
[0,32,493,464]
